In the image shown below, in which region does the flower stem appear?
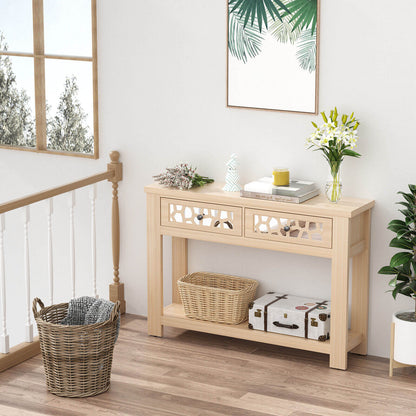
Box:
[330,170,341,202]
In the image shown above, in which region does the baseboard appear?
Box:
[0,337,40,372]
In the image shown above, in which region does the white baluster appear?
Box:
[47,199,54,305]
[0,214,9,354]
[69,191,76,299]
[23,206,33,343]
[89,185,98,298]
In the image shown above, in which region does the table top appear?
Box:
[145,183,375,218]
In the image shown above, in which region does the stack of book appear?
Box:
[241,177,319,204]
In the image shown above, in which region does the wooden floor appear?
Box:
[1,314,416,416]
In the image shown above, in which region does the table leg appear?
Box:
[351,210,371,355]
[330,217,350,370]
[147,194,163,337]
[172,237,188,304]
[389,322,395,377]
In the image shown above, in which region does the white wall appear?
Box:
[1,0,415,358]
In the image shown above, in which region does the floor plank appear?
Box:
[0,314,415,416]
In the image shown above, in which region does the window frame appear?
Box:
[0,0,99,159]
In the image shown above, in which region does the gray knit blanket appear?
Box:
[61,296,120,341]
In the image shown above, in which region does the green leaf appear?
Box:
[396,201,412,210]
[398,191,416,205]
[392,281,409,299]
[409,280,416,292]
[390,252,414,268]
[255,1,267,31]
[397,229,415,239]
[342,149,361,158]
[228,9,264,63]
[229,0,290,33]
[387,219,407,233]
[405,216,415,226]
[389,238,415,250]
[295,29,316,72]
[286,0,318,34]
[378,266,398,275]
[400,287,414,297]
[399,209,414,219]
[269,18,302,44]
[388,277,397,287]
[397,272,410,281]
[398,262,412,276]
[408,184,416,195]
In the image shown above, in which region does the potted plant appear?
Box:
[306,108,360,203]
[379,184,416,365]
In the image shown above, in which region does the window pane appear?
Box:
[0,55,36,148]
[0,0,33,53]
[45,59,94,154]
[44,0,92,57]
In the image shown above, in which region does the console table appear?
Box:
[145,183,374,370]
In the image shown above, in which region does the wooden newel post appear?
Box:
[107,151,126,314]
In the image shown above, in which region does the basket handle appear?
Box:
[110,301,121,322]
[32,298,45,318]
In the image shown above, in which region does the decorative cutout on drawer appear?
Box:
[245,209,332,248]
[161,198,242,235]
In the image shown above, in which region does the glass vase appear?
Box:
[325,167,342,203]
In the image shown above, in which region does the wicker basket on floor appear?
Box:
[32,297,120,398]
[177,272,258,324]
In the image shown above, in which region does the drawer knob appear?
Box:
[196,214,204,221]
[283,225,290,232]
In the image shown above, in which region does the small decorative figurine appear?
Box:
[223,153,242,192]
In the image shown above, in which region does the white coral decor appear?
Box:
[223,153,242,192]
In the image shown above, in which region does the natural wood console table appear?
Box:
[145,183,374,370]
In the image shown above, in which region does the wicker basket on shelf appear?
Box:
[177,272,259,324]
[32,297,120,398]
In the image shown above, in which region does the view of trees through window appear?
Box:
[47,75,93,154]
[0,0,97,157]
[0,34,93,153]
[0,35,35,148]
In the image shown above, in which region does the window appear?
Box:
[0,0,98,158]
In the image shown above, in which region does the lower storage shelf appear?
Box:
[162,303,363,355]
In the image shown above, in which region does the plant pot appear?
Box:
[393,310,416,365]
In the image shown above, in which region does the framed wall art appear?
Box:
[227,0,320,114]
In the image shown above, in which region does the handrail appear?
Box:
[0,151,125,372]
[0,169,114,214]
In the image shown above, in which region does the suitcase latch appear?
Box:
[311,318,318,327]
[254,309,262,318]
[319,313,328,321]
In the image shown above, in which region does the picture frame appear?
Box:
[227,0,320,114]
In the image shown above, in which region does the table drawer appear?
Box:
[161,198,242,236]
[245,209,332,248]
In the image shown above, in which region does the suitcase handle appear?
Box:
[273,321,299,330]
